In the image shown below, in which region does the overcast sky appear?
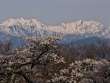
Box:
[0,0,110,25]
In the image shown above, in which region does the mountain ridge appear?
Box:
[0,18,110,47]
[0,18,107,37]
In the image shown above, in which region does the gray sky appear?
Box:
[0,0,110,25]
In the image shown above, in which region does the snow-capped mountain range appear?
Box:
[0,18,110,47]
[0,18,108,37]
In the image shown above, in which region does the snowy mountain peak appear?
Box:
[48,20,104,37]
[1,18,43,27]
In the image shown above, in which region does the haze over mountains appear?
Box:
[0,18,110,47]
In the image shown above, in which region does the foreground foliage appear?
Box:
[0,38,110,83]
